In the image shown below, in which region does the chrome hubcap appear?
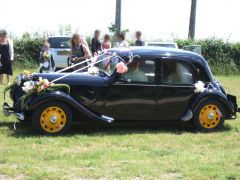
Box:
[208,112,215,120]
[50,116,58,124]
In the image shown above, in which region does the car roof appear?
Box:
[108,46,206,64]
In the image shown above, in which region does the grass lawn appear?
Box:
[0,69,240,179]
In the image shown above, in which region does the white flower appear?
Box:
[88,66,99,75]
[194,81,206,93]
[22,81,35,93]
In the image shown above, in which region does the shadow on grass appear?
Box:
[0,119,234,138]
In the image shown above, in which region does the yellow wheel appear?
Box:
[193,100,225,131]
[40,107,67,133]
[199,104,222,129]
[32,101,72,135]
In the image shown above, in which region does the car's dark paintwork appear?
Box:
[7,47,239,123]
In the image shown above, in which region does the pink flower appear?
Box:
[116,62,128,74]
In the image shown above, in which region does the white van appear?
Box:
[48,36,71,68]
[145,42,178,49]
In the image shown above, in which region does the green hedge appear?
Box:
[175,38,240,75]
[13,35,45,69]
[11,35,240,75]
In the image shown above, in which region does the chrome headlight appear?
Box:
[15,75,22,86]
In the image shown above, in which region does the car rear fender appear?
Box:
[26,91,114,123]
[189,90,235,119]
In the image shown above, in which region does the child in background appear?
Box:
[39,42,55,73]
[102,34,112,50]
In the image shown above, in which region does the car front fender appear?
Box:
[189,89,235,118]
[25,91,113,123]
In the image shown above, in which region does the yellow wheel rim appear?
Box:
[40,106,67,133]
[199,104,222,129]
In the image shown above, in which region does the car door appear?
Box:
[156,58,196,120]
[103,58,159,120]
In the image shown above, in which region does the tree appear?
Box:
[115,0,121,35]
[188,0,197,40]
[58,24,72,36]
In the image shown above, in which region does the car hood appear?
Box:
[33,72,108,87]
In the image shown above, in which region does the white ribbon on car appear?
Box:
[51,53,117,83]
[55,52,107,73]
[49,49,137,83]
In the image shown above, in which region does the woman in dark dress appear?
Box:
[0,29,14,85]
[70,33,91,71]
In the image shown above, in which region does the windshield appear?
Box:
[95,54,121,75]
[48,37,71,49]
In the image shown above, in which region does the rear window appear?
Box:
[161,60,194,85]
[48,37,71,49]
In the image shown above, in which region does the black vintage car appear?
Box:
[3,47,239,135]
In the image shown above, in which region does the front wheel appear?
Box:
[32,101,72,135]
[193,100,226,132]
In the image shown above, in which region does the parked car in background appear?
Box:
[145,42,178,49]
[48,36,71,69]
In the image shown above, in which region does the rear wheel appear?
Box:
[193,100,226,131]
[32,101,72,135]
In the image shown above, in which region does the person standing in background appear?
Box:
[0,29,14,85]
[102,34,112,50]
[91,30,102,55]
[81,36,90,50]
[115,33,129,48]
[39,42,55,73]
[70,33,92,71]
[101,34,112,73]
[135,31,145,46]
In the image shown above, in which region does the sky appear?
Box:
[0,0,240,41]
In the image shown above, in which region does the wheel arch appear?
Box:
[25,91,112,123]
[189,91,234,119]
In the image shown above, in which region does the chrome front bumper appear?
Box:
[3,102,25,121]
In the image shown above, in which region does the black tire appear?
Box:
[32,101,72,135]
[192,99,226,132]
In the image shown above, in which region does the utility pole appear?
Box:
[115,0,121,35]
[188,0,197,40]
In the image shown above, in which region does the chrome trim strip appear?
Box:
[113,83,158,87]
[113,83,194,88]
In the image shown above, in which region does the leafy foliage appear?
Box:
[175,38,240,75]
[13,33,45,69]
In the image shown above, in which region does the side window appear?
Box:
[161,60,194,85]
[193,63,211,82]
[123,59,156,83]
